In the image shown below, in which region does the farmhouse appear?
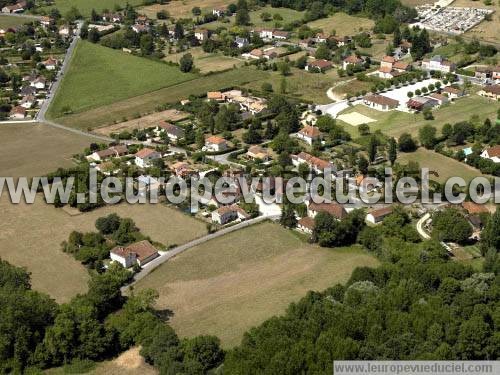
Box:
[20,95,35,109]
[307,202,347,220]
[205,136,228,152]
[363,94,399,111]
[102,12,123,23]
[421,55,456,73]
[342,55,363,70]
[194,29,209,41]
[481,145,500,163]
[305,59,332,72]
[212,8,226,17]
[2,1,25,13]
[134,148,162,168]
[297,125,321,145]
[87,145,128,162]
[291,152,334,174]
[110,240,159,268]
[297,216,315,234]
[31,77,46,90]
[366,206,393,224]
[442,86,463,99]
[377,56,410,79]
[155,121,185,142]
[211,204,250,224]
[42,56,58,70]
[9,106,26,119]
[247,145,270,161]
[235,37,249,48]
[478,84,500,100]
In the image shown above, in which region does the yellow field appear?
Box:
[135,222,379,348]
[307,12,374,35]
[140,0,229,19]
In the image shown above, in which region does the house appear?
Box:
[332,36,352,47]
[170,161,197,178]
[211,204,250,224]
[342,55,363,69]
[442,86,463,99]
[155,121,185,142]
[429,93,448,105]
[212,8,226,17]
[314,33,329,43]
[204,136,228,152]
[2,1,25,14]
[254,28,273,39]
[380,55,396,70]
[393,61,410,72]
[235,37,249,48]
[134,148,162,168]
[305,59,332,72]
[31,77,46,90]
[291,152,335,174]
[132,23,149,33]
[478,84,500,100]
[263,47,278,60]
[475,66,494,81]
[480,145,500,163]
[110,240,159,268]
[20,95,35,109]
[87,145,128,162]
[363,94,399,111]
[207,91,224,101]
[95,161,120,176]
[243,48,264,60]
[40,16,51,27]
[399,40,412,54]
[272,30,289,40]
[20,86,36,96]
[247,145,269,161]
[10,105,26,119]
[407,96,438,111]
[42,56,58,70]
[102,12,123,23]
[421,55,456,73]
[297,216,315,234]
[366,206,393,224]
[377,56,410,78]
[194,29,209,41]
[297,125,321,145]
[307,202,347,220]
[58,25,71,37]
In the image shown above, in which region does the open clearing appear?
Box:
[306,12,374,35]
[40,0,144,17]
[0,123,102,177]
[0,201,206,303]
[93,109,191,136]
[164,47,243,74]
[135,222,379,348]
[140,0,229,20]
[336,95,500,138]
[47,41,196,119]
[0,14,33,29]
[337,111,376,126]
[54,67,269,130]
[397,147,482,183]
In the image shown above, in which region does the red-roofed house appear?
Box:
[10,105,26,119]
[481,145,500,163]
[366,206,393,224]
[305,59,332,72]
[343,55,363,69]
[297,125,321,145]
[307,202,347,220]
[110,240,159,268]
[211,204,250,224]
[297,216,315,234]
[135,148,162,168]
[205,136,228,152]
[363,94,399,111]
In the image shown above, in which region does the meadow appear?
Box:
[306,12,374,35]
[0,201,206,303]
[134,222,379,348]
[39,0,144,17]
[0,14,33,29]
[163,47,243,74]
[47,41,197,119]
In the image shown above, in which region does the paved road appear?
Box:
[207,150,245,168]
[123,214,280,291]
[416,212,431,240]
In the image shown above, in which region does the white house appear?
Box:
[20,95,35,109]
[110,240,159,268]
[42,56,58,70]
[134,148,162,168]
[421,55,456,73]
[194,29,209,41]
[87,145,128,162]
[297,216,315,234]
[291,152,335,175]
[204,136,228,152]
[363,94,399,111]
[155,121,185,143]
[366,206,393,224]
[481,145,500,163]
[297,125,321,145]
[31,77,46,90]
[10,106,26,119]
[211,204,250,224]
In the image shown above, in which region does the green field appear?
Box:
[40,0,144,17]
[0,14,33,29]
[337,95,500,138]
[55,67,270,130]
[135,222,379,348]
[47,41,197,119]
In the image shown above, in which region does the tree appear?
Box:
[277,61,290,76]
[280,205,297,228]
[388,137,397,166]
[481,207,500,255]
[398,133,417,152]
[95,214,121,235]
[65,6,82,22]
[192,6,201,16]
[140,34,154,55]
[419,124,437,149]
[357,155,369,175]
[367,135,378,163]
[432,208,472,243]
[358,123,370,136]
[393,27,401,48]
[235,8,250,25]
[179,53,194,72]
[315,44,331,60]
[88,28,100,43]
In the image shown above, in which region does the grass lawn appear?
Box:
[55,67,270,130]
[0,123,103,178]
[358,36,394,59]
[244,66,340,104]
[397,147,483,183]
[246,6,305,28]
[307,12,374,35]
[47,41,197,119]
[164,47,243,74]
[134,222,379,348]
[337,95,500,138]
[39,0,144,17]
[0,200,206,303]
[0,14,33,29]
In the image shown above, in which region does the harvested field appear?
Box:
[40,0,143,17]
[140,0,229,20]
[93,109,191,136]
[0,200,206,302]
[307,12,374,35]
[135,222,379,348]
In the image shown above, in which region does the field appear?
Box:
[140,0,229,20]
[306,12,374,35]
[47,41,197,119]
[0,123,103,177]
[0,14,33,29]
[134,222,379,348]
[54,67,270,130]
[0,201,206,303]
[397,147,482,183]
[163,47,243,74]
[39,0,144,17]
[336,95,500,138]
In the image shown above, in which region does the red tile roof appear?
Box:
[135,148,158,159]
[309,202,347,220]
[111,240,158,263]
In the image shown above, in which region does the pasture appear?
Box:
[307,12,374,35]
[0,200,206,303]
[134,222,379,348]
[0,14,33,29]
[140,0,229,20]
[163,47,243,74]
[47,41,197,119]
[55,67,270,130]
[39,0,144,17]
[0,123,102,177]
